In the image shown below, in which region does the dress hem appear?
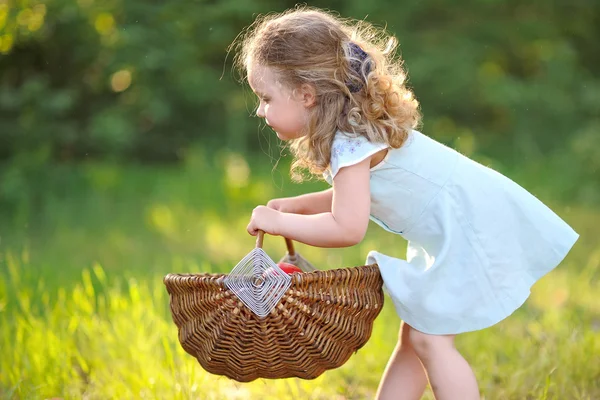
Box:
[371,229,579,335]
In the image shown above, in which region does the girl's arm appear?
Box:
[268,189,333,215]
[256,158,371,248]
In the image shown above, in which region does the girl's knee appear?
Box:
[407,327,455,360]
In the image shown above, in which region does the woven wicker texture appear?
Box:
[164,263,384,382]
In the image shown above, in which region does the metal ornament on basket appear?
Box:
[224,233,292,317]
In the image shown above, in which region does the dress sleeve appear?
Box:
[323,131,389,184]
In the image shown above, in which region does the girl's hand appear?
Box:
[247,205,282,236]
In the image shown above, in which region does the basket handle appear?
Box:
[256,230,295,255]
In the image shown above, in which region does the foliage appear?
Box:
[0,0,599,211]
[1,2,598,397]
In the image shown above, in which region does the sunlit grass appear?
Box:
[0,150,598,399]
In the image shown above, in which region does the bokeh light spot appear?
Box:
[0,34,13,53]
[224,153,250,188]
[95,12,115,35]
[111,69,132,92]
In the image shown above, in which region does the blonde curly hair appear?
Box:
[234,6,421,181]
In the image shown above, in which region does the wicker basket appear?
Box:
[163,233,384,382]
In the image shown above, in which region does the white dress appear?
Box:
[324,130,579,334]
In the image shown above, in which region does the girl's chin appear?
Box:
[275,131,289,140]
[274,130,302,141]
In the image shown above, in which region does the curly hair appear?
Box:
[233,6,421,181]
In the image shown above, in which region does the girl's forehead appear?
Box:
[248,64,286,92]
[248,64,272,87]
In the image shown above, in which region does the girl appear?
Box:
[238,7,579,400]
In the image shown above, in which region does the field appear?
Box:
[1,149,599,399]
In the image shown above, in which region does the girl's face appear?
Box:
[247,64,313,141]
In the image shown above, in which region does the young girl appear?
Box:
[238,7,579,399]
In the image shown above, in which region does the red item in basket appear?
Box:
[277,262,303,274]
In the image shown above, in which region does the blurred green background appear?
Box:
[0,1,598,399]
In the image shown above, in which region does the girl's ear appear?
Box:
[299,84,317,108]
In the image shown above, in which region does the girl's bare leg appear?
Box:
[408,328,480,400]
[375,322,428,400]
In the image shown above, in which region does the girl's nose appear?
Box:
[256,103,265,118]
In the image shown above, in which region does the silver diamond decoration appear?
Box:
[224,248,292,317]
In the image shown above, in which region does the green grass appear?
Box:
[1,148,599,399]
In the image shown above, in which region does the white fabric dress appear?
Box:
[324,130,579,334]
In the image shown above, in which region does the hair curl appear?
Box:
[233,6,421,181]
